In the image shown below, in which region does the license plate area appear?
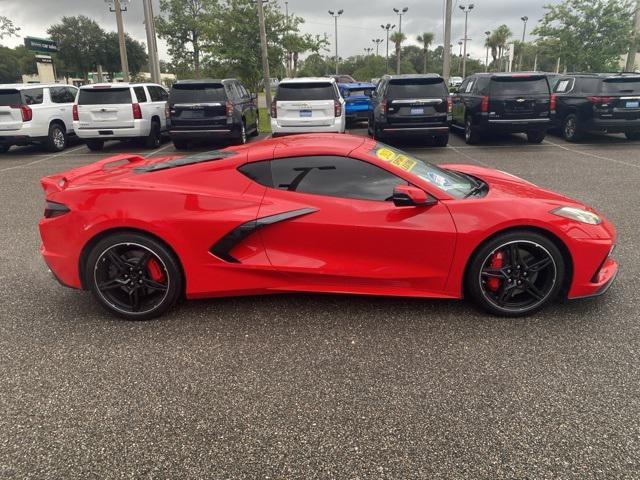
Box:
[410,107,424,115]
[299,109,312,117]
[626,101,639,108]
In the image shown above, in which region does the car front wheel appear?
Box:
[466,230,566,317]
[86,232,183,320]
[86,139,104,151]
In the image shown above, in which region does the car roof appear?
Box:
[279,77,336,84]
[246,133,370,160]
[563,72,640,79]
[339,82,376,88]
[78,82,164,89]
[0,83,74,90]
[174,78,237,85]
[382,74,443,80]
[472,72,546,78]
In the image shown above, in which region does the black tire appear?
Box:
[0,144,9,154]
[45,122,67,152]
[144,120,162,148]
[86,139,104,151]
[434,134,449,147]
[464,116,481,144]
[172,139,189,150]
[250,116,260,137]
[86,232,183,320]
[562,114,583,142]
[234,121,247,145]
[625,130,640,141]
[527,130,546,144]
[465,230,566,317]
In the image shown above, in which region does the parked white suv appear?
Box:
[74,83,168,151]
[270,77,345,136]
[0,83,78,153]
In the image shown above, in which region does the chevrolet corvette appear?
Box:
[39,134,617,320]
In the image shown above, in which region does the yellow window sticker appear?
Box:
[375,147,397,162]
[390,154,417,172]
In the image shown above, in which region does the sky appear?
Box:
[1,0,564,65]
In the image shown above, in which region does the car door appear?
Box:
[49,86,76,133]
[255,155,457,294]
[451,78,469,125]
[148,86,169,130]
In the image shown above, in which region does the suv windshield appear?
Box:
[602,78,640,94]
[170,83,226,103]
[369,144,478,199]
[0,89,21,106]
[277,83,336,101]
[387,78,447,98]
[78,88,132,105]
[490,77,549,95]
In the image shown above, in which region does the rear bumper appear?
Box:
[588,118,640,132]
[380,121,450,136]
[345,109,370,120]
[271,118,345,134]
[74,120,149,139]
[0,134,47,145]
[169,128,234,139]
[483,117,551,132]
[0,123,48,144]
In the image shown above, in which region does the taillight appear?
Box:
[44,201,70,219]
[549,94,556,112]
[480,96,489,113]
[587,96,612,106]
[380,98,387,115]
[334,100,342,117]
[446,96,452,113]
[226,101,233,117]
[72,105,79,121]
[12,104,32,122]
[132,103,142,119]
[270,100,277,118]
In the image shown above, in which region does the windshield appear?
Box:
[369,143,478,199]
[78,88,132,105]
[602,78,640,94]
[170,84,226,103]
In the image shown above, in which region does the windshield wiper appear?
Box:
[461,173,486,198]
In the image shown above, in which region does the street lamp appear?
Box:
[519,16,529,71]
[381,23,396,73]
[392,7,408,74]
[364,47,373,56]
[373,38,384,56]
[328,10,344,75]
[458,3,474,78]
[458,40,463,57]
[485,30,491,72]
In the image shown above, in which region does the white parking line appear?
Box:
[144,142,174,158]
[543,138,640,169]
[447,145,492,167]
[0,145,86,174]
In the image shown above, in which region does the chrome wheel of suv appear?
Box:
[562,114,582,142]
[46,123,67,152]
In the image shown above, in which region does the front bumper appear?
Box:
[570,257,618,299]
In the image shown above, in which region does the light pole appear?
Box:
[373,38,383,56]
[364,47,373,56]
[105,0,130,82]
[393,7,408,74]
[381,23,395,73]
[519,16,528,71]
[457,41,463,76]
[443,0,453,82]
[485,30,491,72]
[459,3,474,78]
[328,10,344,75]
[256,0,272,116]
[143,0,161,84]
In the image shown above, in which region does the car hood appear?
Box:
[442,164,589,208]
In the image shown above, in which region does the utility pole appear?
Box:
[393,7,408,74]
[443,0,452,82]
[256,0,272,115]
[328,10,343,75]
[459,3,474,78]
[373,38,383,56]
[485,30,491,72]
[143,0,161,84]
[108,0,130,82]
[519,16,528,71]
[381,24,395,73]
[626,0,640,72]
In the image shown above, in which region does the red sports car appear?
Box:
[39,134,617,320]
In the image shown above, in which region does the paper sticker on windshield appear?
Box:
[375,147,397,162]
[390,154,417,172]
[427,171,453,189]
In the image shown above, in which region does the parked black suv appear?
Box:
[368,74,451,146]
[451,73,553,144]
[167,79,259,149]
[552,73,640,142]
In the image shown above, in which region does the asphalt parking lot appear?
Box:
[1,129,639,479]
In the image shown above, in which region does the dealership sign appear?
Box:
[24,37,58,54]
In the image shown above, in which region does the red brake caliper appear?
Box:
[146,258,165,282]
[486,251,504,292]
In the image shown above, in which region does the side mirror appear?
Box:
[392,185,436,207]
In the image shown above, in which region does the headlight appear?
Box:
[551,206,601,225]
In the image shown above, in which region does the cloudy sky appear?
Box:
[1,0,564,64]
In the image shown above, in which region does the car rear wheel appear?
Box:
[86,139,104,151]
[144,120,162,148]
[465,117,481,144]
[527,130,546,144]
[562,114,583,142]
[466,230,565,317]
[86,232,183,320]
[434,135,449,147]
[45,123,67,152]
[625,130,640,141]
[0,144,9,154]
[234,122,247,145]
[172,139,189,150]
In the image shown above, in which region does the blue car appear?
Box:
[338,82,376,126]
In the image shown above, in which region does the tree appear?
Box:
[47,16,106,79]
[0,16,20,41]
[101,32,148,77]
[417,32,434,73]
[0,47,20,82]
[389,31,407,74]
[486,25,512,71]
[156,0,219,79]
[533,0,634,72]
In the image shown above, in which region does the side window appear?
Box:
[475,77,490,95]
[270,156,406,202]
[458,79,469,93]
[50,87,66,103]
[238,84,249,99]
[66,87,78,102]
[554,78,574,93]
[22,88,44,105]
[465,79,475,93]
[376,79,386,97]
[148,86,168,102]
[134,86,148,103]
